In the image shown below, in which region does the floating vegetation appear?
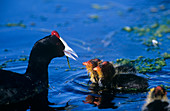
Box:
[91,4,110,10]
[0,63,7,69]
[122,26,133,32]
[88,14,99,20]
[65,69,77,71]
[0,57,28,69]
[122,20,170,52]
[116,87,150,92]
[162,52,170,59]
[80,67,86,69]
[5,21,26,28]
[18,58,27,61]
[123,23,170,37]
[150,4,166,13]
[114,55,169,74]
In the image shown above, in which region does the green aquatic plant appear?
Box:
[122,26,133,32]
[162,52,170,59]
[116,87,150,92]
[0,63,7,69]
[65,69,77,71]
[0,57,28,69]
[114,55,169,74]
[88,14,99,20]
[122,20,170,52]
[18,58,27,61]
[5,21,26,28]
[91,4,110,10]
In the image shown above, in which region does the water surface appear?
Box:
[0,0,170,110]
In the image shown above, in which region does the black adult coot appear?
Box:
[142,86,170,111]
[0,31,78,110]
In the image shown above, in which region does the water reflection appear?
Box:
[83,83,118,109]
[0,89,69,111]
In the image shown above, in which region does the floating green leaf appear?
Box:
[162,52,170,59]
[5,21,26,28]
[114,56,168,74]
[122,26,133,32]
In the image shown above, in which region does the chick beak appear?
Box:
[83,62,88,66]
[59,37,78,60]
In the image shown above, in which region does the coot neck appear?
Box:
[25,47,53,86]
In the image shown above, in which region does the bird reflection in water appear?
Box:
[83,84,118,109]
[0,90,74,111]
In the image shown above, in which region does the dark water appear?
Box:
[0,0,170,110]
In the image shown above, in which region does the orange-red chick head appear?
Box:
[83,58,102,83]
[93,61,115,87]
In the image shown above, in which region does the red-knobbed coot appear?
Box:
[142,86,170,111]
[82,58,102,83]
[0,31,78,110]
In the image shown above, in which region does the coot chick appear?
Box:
[112,74,148,91]
[83,58,102,83]
[93,61,148,91]
[113,64,136,75]
[0,31,78,109]
[93,61,115,88]
[142,86,170,111]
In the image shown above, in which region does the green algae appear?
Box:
[122,20,170,56]
[0,57,28,69]
[65,69,70,71]
[80,67,86,69]
[91,4,101,10]
[0,63,7,69]
[162,52,170,59]
[88,14,99,20]
[151,23,159,29]
[114,55,169,74]
[116,86,150,92]
[5,21,26,28]
[18,58,27,61]
[122,26,133,32]
[91,4,110,10]
[123,21,170,38]
[65,69,77,71]
[121,85,170,93]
